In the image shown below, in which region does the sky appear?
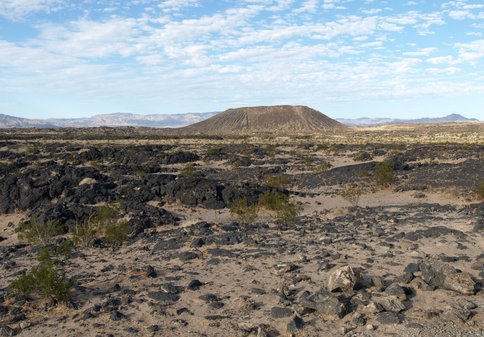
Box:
[0,0,483,120]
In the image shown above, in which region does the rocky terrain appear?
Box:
[0,123,483,337]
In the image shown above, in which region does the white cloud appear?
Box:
[456,39,484,62]
[158,0,200,12]
[427,55,455,64]
[0,0,64,20]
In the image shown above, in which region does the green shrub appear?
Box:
[266,175,291,188]
[10,247,76,302]
[341,184,364,206]
[206,146,222,155]
[476,181,484,200]
[230,197,259,224]
[104,221,130,245]
[94,205,120,223]
[313,160,332,173]
[275,202,302,224]
[16,218,64,246]
[72,205,129,247]
[180,163,195,176]
[72,219,97,247]
[262,144,277,157]
[375,160,394,185]
[258,192,289,211]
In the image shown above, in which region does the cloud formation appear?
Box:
[0,0,483,117]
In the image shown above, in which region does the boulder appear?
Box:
[328,265,358,292]
[420,258,475,295]
[300,288,345,318]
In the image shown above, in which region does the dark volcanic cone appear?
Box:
[181,105,346,134]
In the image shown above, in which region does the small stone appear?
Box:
[178,251,199,261]
[300,288,345,318]
[145,265,157,278]
[147,292,180,305]
[148,325,159,332]
[376,296,406,312]
[384,283,407,301]
[271,307,293,318]
[358,301,382,315]
[110,310,125,321]
[366,324,375,331]
[19,322,30,330]
[286,316,304,335]
[199,293,221,303]
[79,178,97,186]
[328,266,358,292]
[1,325,16,337]
[371,276,384,291]
[187,279,203,291]
[257,326,269,337]
[377,312,403,325]
[160,283,183,294]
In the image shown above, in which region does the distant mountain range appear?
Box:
[0,112,480,129]
[0,112,218,128]
[336,114,480,126]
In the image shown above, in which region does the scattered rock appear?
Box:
[377,312,403,325]
[187,279,203,291]
[420,258,476,295]
[271,307,293,318]
[328,265,358,292]
[300,288,345,318]
[147,292,180,305]
[286,315,304,335]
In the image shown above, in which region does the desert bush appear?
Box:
[72,218,97,247]
[475,181,484,200]
[258,192,289,211]
[262,144,277,157]
[180,163,195,176]
[341,184,364,206]
[375,160,394,185]
[104,221,130,245]
[266,175,290,188]
[313,160,332,173]
[10,247,76,302]
[16,218,64,246]
[206,146,222,155]
[230,197,259,224]
[274,201,302,224]
[72,205,129,247]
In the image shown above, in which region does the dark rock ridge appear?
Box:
[181,105,347,134]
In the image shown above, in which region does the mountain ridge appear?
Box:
[337,113,480,126]
[0,111,480,129]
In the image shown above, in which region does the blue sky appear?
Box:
[0,0,483,120]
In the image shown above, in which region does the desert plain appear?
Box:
[0,121,483,337]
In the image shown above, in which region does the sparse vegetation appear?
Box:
[274,201,302,223]
[230,196,259,224]
[104,221,130,245]
[10,246,76,302]
[258,192,289,211]
[266,175,290,188]
[341,184,364,206]
[180,163,196,176]
[375,160,394,185]
[475,181,484,200]
[16,218,64,246]
[72,205,129,246]
[313,160,332,173]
